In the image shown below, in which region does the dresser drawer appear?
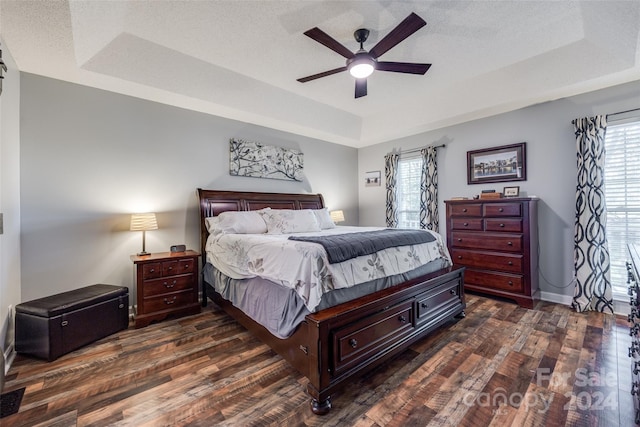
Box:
[332,300,414,375]
[143,263,163,279]
[484,203,522,217]
[451,232,523,252]
[162,259,196,276]
[142,290,196,313]
[450,218,483,231]
[451,249,523,273]
[465,269,524,293]
[143,274,194,297]
[485,218,523,233]
[449,204,482,217]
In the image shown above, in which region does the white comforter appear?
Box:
[205,226,451,312]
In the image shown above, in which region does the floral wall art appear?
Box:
[229,138,304,182]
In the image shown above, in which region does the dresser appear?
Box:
[445,198,539,308]
[130,250,200,328]
[627,243,640,423]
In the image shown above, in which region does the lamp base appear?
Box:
[137,251,151,256]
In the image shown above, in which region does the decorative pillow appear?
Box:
[313,208,336,229]
[205,210,268,234]
[260,209,321,234]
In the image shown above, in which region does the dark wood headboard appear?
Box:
[197,189,325,259]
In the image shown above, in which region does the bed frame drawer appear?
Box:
[415,278,463,326]
[332,300,414,375]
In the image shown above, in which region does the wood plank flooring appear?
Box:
[3,294,636,426]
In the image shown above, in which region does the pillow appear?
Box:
[260,209,321,234]
[313,208,336,229]
[205,210,268,235]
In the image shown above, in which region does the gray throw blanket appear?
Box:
[289,229,436,264]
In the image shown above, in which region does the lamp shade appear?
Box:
[330,210,345,223]
[130,213,158,231]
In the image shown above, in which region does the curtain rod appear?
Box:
[607,107,640,118]
[390,144,446,156]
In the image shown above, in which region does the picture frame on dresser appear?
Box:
[467,142,526,184]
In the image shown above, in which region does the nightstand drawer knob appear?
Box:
[164,296,177,305]
[164,281,176,288]
[508,261,513,266]
[457,238,462,242]
[507,241,513,246]
[499,223,505,227]
[149,268,155,273]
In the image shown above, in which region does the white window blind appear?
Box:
[604,118,640,298]
[396,156,422,229]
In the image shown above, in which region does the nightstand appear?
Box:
[130,250,200,328]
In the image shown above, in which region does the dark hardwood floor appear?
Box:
[3,294,636,426]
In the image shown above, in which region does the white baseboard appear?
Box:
[4,343,15,376]
[540,291,630,316]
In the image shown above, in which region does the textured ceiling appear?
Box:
[2,1,639,148]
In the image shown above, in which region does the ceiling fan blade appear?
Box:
[297,66,348,83]
[355,78,367,98]
[376,61,431,75]
[369,12,426,59]
[303,27,355,59]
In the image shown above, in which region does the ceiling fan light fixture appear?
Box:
[348,53,376,79]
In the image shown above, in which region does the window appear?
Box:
[604,117,640,298]
[396,155,422,229]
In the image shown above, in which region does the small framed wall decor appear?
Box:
[503,186,520,197]
[467,142,526,184]
[364,170,381,187]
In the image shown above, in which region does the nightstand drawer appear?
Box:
[143,275,194,297]
[143,290,196,313]
[143,263,163,279]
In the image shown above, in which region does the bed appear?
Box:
[198,189,466,414]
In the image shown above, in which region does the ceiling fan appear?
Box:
[297,12,431,98]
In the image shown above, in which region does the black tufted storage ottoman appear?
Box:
[15,284,129,361]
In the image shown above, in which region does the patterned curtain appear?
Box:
[572,115,613,313]
[419,147,438,232]
[385,153,399,228]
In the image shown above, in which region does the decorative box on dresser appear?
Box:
[130,250,200,328]
[627,243,640,424]
[445,197,539,309]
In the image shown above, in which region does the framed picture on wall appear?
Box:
[364,170,381,187]
[467,142,526,184]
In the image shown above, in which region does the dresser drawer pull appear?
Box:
[457,238,462,242]
[349,338,358,349]
[149,268,155,273]
[164,280,177,288]
[463,222,468,226]
[168,266,173,271]
[507,261,513,266]
[499,208,504,212]
[421,302,429,309]
[184,263,190,269]
[398,315,407,323]
[457,256,462,260]
[507,241,513,246]
[499,223,505,227]
[61,320,68,327]
[164,296,177,305]
[462,208,467,212]
[450,289,456,295]
[508,281,513,286]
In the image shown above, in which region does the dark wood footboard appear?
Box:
[205,265,465,413]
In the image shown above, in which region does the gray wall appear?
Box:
[0,37,21,380]
[20,74,358,303]
[358,79,640,305]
